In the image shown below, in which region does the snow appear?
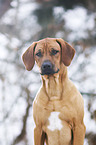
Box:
[54,6,95,41]
[63,7,95,31]
[17,3,40,20]
[27,108,35,145]
[84,138,89,145]
[84,96,96,134]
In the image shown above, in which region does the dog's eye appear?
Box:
[51,49,59,55]
[36,51,42,57]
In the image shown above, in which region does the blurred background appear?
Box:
[0,0,96,145]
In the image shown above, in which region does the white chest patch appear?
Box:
[47,112,63,131]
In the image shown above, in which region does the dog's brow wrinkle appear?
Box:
[47,112,63,131]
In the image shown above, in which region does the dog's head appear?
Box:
[22,38,75,75]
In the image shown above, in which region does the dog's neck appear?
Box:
[42,64,68,101]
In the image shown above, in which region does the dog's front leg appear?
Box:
[34,126,45,145]
[72,122,86,145]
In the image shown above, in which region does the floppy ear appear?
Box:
[56,38,75,66]
[22,42,37,71]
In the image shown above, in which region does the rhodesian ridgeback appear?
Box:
[22,38,86,145]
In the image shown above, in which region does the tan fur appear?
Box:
[22,38,86,145]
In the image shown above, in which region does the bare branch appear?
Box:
[81,92,96,97]
[12,88,32,145]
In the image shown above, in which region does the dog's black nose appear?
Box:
[41,61,53,75]
[42,61,52,70]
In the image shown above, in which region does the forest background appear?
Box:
[0,0,96,145]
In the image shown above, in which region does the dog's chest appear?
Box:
[47,111,63,131]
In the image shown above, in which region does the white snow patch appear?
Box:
[63,7,95,41]
[64,7,95,31]
[0,33,9,59]
[53,6,65,18]
[27,108,35,145]
[84,97,96,134]
[1,8,17,25]
[84,138,89,145]
[18,3,40,20]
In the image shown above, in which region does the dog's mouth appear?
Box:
[41,68,59,76]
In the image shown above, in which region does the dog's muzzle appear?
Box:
[41,61,59,75]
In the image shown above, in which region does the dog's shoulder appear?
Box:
[33,86,48,105]
[65,79,84,120]
[33,86,48,114]
[33,86,50,125]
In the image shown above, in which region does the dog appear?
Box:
[22,38,86,145]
